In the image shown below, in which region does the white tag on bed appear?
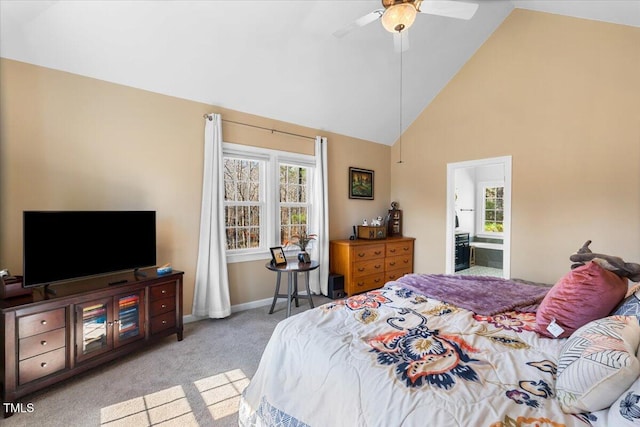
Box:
[547,318,565,337]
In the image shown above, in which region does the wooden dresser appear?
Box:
[330,237,415,296]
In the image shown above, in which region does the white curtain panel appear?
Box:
[192,113,231,318]
[310,136,329,295]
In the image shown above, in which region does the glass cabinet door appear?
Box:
[115,290,145,347]
[76,299,112,362]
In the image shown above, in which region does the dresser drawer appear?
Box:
[386,267,412,282]
[150,282,176,301]
[351,244,385,261]
[385,254,412,271]
[150,311,176,334]
[19,328,66,361]
[353,259,385,278]
[18,308,66,338]
[150,296,176,316]
[352,273,385,293]
[19,347,66,385]
[386,241,413,257]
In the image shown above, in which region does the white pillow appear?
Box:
[556,315,640,413]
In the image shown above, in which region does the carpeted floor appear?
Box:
[3,295,331,427]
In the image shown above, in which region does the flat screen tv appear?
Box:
[23,211,157,288]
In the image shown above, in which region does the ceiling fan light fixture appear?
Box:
[381,3,417,33]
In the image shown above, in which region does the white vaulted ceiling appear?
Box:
[1,1,639,145]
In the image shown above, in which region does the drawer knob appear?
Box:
[404,259,409,264]
[374,251,382,255]
[357,253,365,257]
[162,320,167,325]
[357,282,364,287]
[41,340,47,346]
[374,265,381,269]
[390,249,396,253]
[41,362,47,368]
[161,290,167,294]
[161,304,167,309]
[374,278,381,283]
[358,267,365,272]
[41,320,47,325]
[389,262,396,266]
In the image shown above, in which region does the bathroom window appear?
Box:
[483,185,504,234]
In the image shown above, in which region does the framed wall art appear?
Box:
[349,167,374,200]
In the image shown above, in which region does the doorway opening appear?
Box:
[445,156,511,278]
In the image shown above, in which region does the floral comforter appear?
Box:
[239,281,619,427]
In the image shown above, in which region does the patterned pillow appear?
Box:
[612,287,640,323]
[592,375,640,425]
[556,316,640,413]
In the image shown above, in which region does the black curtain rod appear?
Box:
[203,114,315,141]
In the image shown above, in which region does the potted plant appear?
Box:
[286,231,316,262]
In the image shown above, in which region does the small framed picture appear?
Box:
[270,246,287,266]
[349,167,374,200]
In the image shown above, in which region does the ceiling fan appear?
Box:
[333,0,479,49]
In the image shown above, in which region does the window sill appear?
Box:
[226,249,301,264]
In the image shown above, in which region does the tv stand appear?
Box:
[0,269,184,418]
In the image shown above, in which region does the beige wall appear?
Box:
[0,58,390,311]
[391,10,640,284]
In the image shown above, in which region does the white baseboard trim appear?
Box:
[183,292,327,323]
[230,296,273,313]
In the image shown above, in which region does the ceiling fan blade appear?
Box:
[417,1,479,20]
[393,31,410,53]
[332,9,384,38]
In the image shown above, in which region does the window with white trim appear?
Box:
[482,184,504,234]
[223,157,263,250]
[279,164,311,246]
[223,143,315,263]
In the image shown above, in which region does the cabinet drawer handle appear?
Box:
[357,253,365,257]
[404,259,409,264]
[161,290,167,294]
[374,278,381,283]
[357,267,365,272]
[389,275,397,279]
[41,362,47,368]
[162,320,167,325]
[403,247,409,251]
[374,265,381,269]
[108,322,113,327]
[41,340,47,346]
[161,304,167,309]
[389,249,396,253]
[41,320,47,325]
[389,262,396,266]
[357,282,365,287]
[374,251,382,255]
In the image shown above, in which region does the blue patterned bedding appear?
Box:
[239,281,630,426]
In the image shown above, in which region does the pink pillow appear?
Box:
[535,261,628,338]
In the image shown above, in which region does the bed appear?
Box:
[239,267,640,427]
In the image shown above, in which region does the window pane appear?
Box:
[483,185,504,234]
